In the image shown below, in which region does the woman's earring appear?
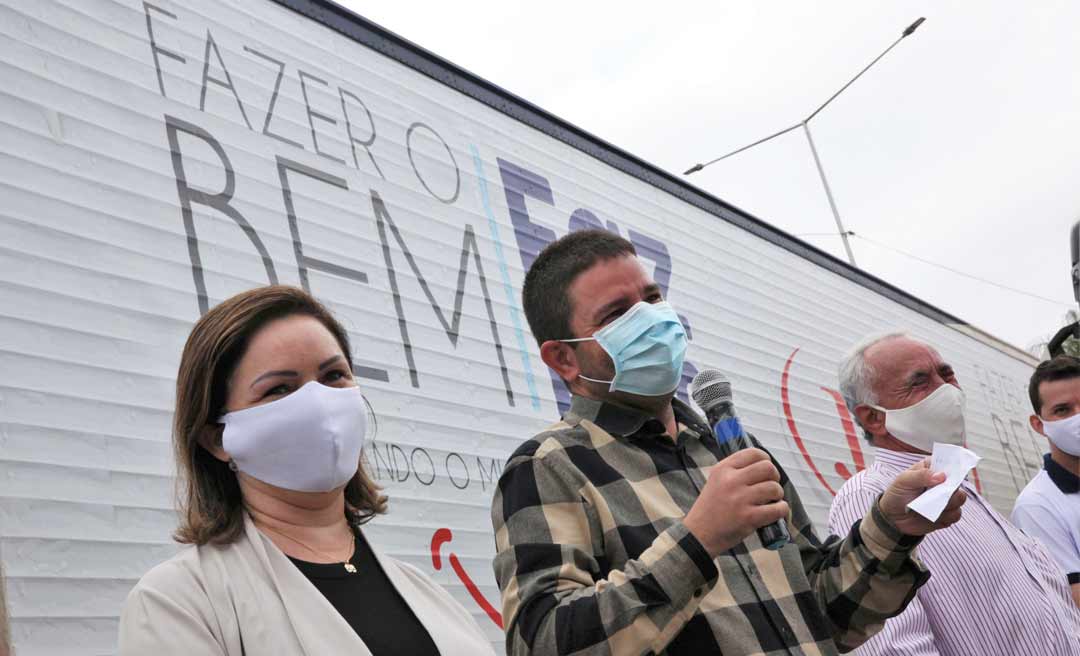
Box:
[228,460,238,472]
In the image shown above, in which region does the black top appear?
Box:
[288,528,440,656]
[1045,452,1080,493]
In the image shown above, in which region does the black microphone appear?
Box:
[690,369,790,550]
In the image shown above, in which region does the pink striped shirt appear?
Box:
[828,448,1080,655]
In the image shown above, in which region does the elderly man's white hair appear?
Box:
[838,331,912,440]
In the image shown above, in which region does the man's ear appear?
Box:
[1030,414,1047,437]
[854,405,888,441]
[197,423,230,463]
[540,340,579,384]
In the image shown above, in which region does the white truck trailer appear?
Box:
[0,1,1043,653]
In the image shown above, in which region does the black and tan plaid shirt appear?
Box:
[491,396,929,655]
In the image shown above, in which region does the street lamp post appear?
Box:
[684,17,926,268]
[803,122,855,265]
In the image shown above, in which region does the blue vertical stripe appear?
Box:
[470,144,541,410]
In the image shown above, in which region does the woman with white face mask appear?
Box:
[119,286,495,656]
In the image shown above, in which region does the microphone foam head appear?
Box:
[690,369,732,413]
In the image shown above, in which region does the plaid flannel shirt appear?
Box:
[491,396,929,655]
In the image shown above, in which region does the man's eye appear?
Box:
[602,309,626,324]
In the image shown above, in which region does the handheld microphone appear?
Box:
[690,369,790,550]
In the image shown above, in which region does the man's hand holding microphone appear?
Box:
[684,370,966,558]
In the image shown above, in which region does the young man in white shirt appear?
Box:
[1013,355,1080,607]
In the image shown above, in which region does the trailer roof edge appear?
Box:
[274,0,1033,356]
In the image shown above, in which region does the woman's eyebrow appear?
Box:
[249,369,297,389]
[249,356,344,389]
[318,355,343,371]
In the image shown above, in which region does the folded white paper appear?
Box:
[906,443,980,522]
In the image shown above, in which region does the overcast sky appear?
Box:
[344,0,1080,351]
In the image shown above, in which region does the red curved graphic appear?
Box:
[782,348,837,496]
[819,386,867,481]
[431,528,504,628]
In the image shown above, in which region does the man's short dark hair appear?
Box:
[522,230,636,345]
[1029,355,1080,414]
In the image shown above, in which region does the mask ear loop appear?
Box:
[863,404,889,436]
[214,413,237,472]
[578,374,616,389]
[361,393,378,442]
[554,337,616,388]
[348,378,379,529]
[347,375,378,441]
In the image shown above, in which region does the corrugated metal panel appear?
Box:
[0,1,1040,654]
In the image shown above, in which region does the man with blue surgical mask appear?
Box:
[829,333,1080,655]
[1014,355,1080,608]
[491,230,968,656]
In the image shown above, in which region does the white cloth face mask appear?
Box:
[1040,412,1080,457]
[870,383,966,453]
[219,380,367,493]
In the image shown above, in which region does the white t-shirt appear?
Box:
[1012,454,1080,584]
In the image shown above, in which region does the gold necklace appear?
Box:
[258,521,358,574]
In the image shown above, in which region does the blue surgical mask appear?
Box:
[560,301,687,396]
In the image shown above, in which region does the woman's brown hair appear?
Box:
[173,285,387,545]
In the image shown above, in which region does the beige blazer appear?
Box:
[119,516,496,655]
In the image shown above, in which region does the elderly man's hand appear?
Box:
[878,459,966,536]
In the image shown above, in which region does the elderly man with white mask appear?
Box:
[828,332,1080,656]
